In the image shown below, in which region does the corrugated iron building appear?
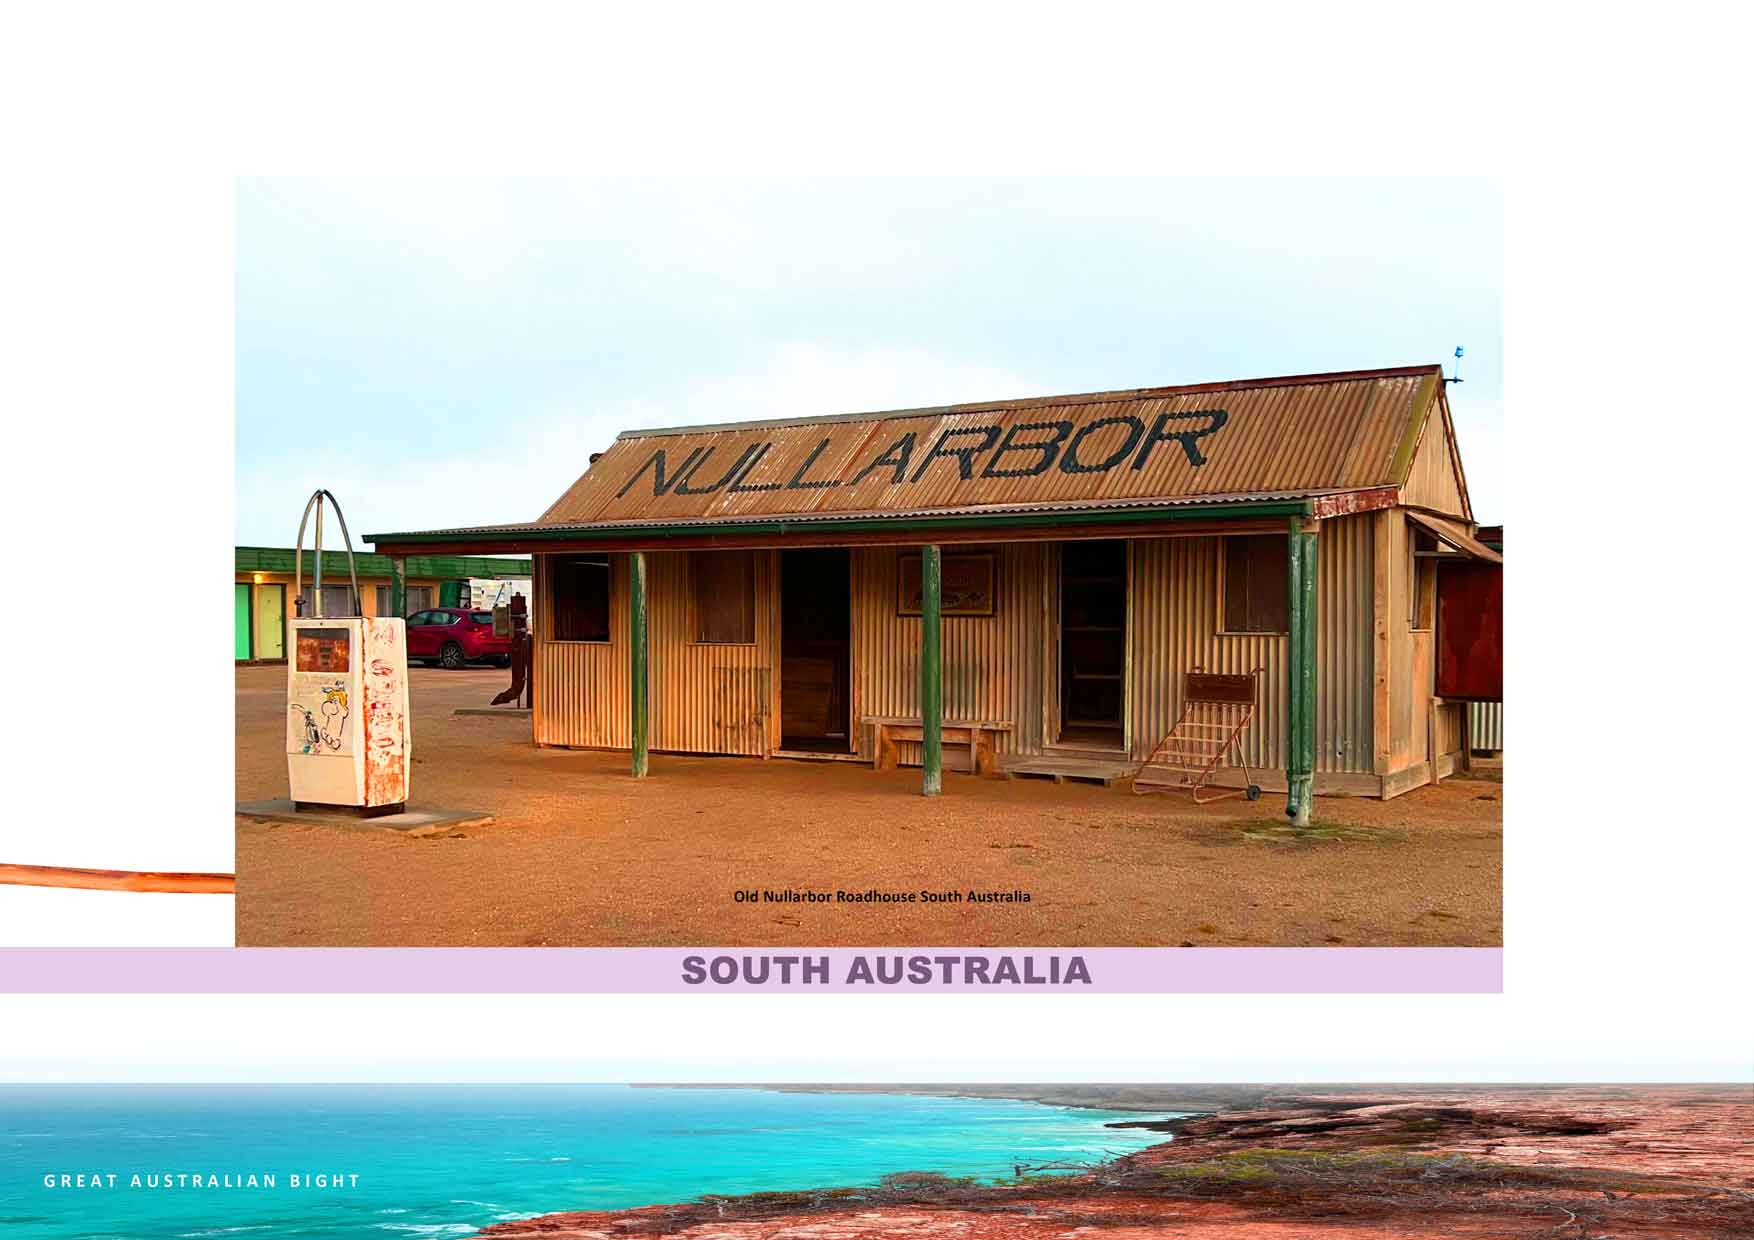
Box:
[371,364,1503,812]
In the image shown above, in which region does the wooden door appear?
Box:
[235,584,252,660]
[253,584,285,660]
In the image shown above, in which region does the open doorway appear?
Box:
[779,548,851,753]
[1057,539,1127,750]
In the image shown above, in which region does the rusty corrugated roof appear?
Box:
[537,364,1443,528]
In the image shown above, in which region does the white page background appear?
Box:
[1,6,1748,1078]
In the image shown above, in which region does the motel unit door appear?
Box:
[235,584,253,660]
[253,582,286,661]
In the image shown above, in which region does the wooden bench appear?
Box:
[865,716,1013,778]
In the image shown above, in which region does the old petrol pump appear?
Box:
[286,489,411,813]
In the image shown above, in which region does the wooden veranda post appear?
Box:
[630,551,649,778]
[389,556,407,619]
[1286,515,1318,826]
[920,544,943,797]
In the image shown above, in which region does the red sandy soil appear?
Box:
[234,665,1502,947]
[477,1086,1752,1240]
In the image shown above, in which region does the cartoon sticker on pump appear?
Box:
[288,677,352,755]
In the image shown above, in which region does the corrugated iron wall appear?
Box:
[533,553,631,749]
[849,544,1047,769]
[1315,514,1377,773]
[647,550,777,756]
[535,522,1379,780]
[534,550,779,755]
[1128,515,1375,775]
[1469,701,1503,751]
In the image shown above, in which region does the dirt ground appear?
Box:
[234,665,1502,947]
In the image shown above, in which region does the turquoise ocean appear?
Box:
[0,1085,1174,1239]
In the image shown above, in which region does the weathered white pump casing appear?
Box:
[286,616,411,809]
[284,489,411,811]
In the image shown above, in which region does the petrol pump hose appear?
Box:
[0,864,235,893]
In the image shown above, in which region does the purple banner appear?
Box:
[0,947,1500,993]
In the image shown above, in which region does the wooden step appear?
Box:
[1002,756,1138,788]
[1042,743,1130,761]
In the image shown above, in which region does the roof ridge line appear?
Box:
[612,364,1444,440]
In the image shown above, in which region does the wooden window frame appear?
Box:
[1218,534,1290,636]
[690,549,758,646]
[314,582,359,618]
[550,554,613,645]
[1409,529,1439,631]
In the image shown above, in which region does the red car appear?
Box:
[404,607,511,669]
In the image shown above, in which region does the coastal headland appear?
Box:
[477,1085,1750,1239]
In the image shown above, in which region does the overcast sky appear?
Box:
[236,178,1503,546]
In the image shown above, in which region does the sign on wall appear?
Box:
[897,551,997,617]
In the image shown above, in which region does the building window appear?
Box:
[1221,535,1289,634]
[1410,532,1437,630]
[375,585,434,618]
[552,555,611,642]
[315,584,357,617]
[692,550,756,644]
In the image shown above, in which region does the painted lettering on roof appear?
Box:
[539,368,1442,525]
[615,410,1228,502]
